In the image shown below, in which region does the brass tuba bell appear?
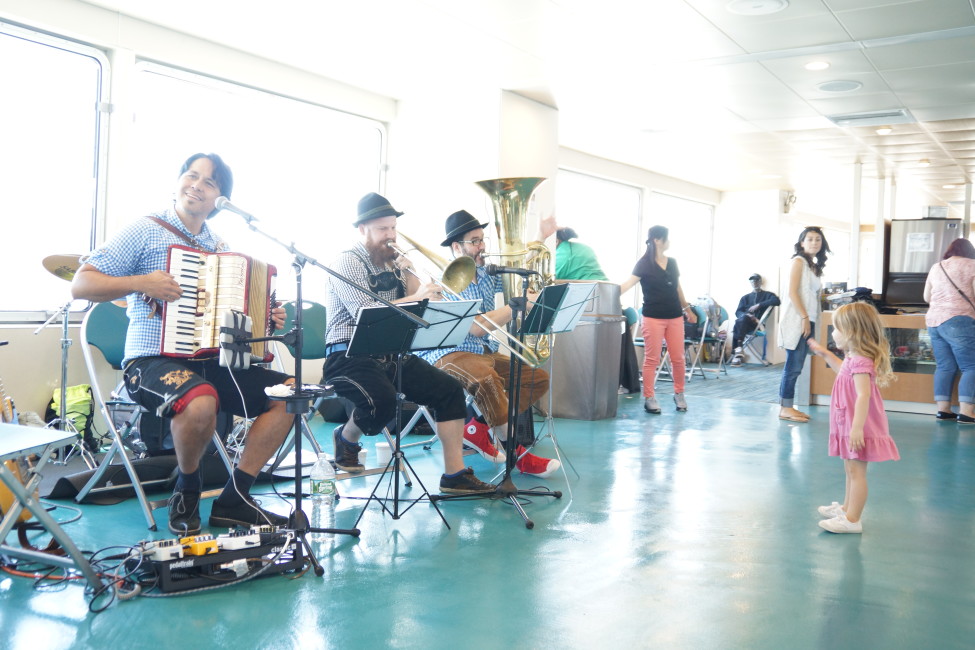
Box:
[475,177,553,361]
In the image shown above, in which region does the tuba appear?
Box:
[475,177,553,361]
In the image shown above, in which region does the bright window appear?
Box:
[0,26,106,318]
[646,192,715,300]
[128,64,386,307]
[555,169,643,284]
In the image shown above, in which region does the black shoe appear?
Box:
[168,489,201,536]
[333,425,364,472]
[958,414,975,425]
[936,411,958,420]
[209,497,289,529]
[439,468,495,495]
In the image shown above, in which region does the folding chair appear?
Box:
[78,302,234,531]
[685,304,728,379]
[742,305,775,366]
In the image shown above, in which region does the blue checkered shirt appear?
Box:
[82,208,227,366]
[325,243,407,346]
[417,265,502,365]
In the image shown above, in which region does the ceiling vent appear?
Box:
[827,109,915,127]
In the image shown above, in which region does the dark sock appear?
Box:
[443,468,467,478]
[175,469,201,493]
[216,468,256,506]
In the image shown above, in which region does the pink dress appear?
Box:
[828,355,900,462]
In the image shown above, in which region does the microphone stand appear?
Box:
[225,213,430,574]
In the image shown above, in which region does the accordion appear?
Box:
[160,245,277,362]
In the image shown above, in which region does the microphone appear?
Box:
[215,196,259,223]
[484,264,539,278]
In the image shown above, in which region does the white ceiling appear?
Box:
[84,0,975,210]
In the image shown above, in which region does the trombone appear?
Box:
[386,234,542,368]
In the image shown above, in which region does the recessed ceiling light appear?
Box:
[875,126,893,135]
[918,159,931,167]
[805,61,830,71]
[817,80,863,93]
[726,0,789,15]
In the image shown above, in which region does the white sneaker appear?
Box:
[818,513,862,534]
[644,397,661,414]
[817,502,845,518]
[673,393,687,412]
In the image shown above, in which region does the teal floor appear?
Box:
[2,391,974,649]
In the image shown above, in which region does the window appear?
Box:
[0,25,107,318]
[646,192,715,300]
[555,169,643,284]
[128,64,386,307]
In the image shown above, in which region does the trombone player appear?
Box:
[416,210,559,479]
[322,193,495,495]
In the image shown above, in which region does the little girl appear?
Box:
[807,302,900,533]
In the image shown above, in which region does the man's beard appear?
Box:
[366,238,397,265]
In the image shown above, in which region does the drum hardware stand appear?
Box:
[431,278,563,529]
[34,300,96,469]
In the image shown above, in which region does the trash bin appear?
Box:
[542,281,625,420]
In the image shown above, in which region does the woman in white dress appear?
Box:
[778,226,830,422]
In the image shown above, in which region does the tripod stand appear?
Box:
[346,299,479,529]
[431,278,565,529]
[528,281,597,494]
[34,300,96,469]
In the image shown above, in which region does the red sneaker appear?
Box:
[515,445,560,479]
[463,419,506,463]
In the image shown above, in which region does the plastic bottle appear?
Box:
[309,453,337,505]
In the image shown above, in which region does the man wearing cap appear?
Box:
[321,193,495,494]
[415,210,560,479]
[730,273,780,365]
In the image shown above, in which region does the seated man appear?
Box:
[71,153,294,535]
[416,210,560,479]
[730,273,780,365]
[322,193,494,495]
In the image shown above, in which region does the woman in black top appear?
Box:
[621,225,697,414]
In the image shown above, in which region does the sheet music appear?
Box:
[409,300,480,351]
[548,282,596,333]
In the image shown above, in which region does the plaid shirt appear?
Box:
[417,265,502,365]
[82,208,227,366]
[325,243,407,346]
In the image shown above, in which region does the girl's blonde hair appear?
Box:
[832,302,895,387]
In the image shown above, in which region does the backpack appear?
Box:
[45,384,98,452]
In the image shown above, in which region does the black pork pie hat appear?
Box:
[441,210,488,247]
[354,192,404,226]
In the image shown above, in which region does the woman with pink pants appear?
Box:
[621,225,697,414]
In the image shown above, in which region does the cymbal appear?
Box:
[42,254,83,281]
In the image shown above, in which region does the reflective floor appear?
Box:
[2,391,974,649]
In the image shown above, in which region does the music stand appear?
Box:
[525,282,596,488]
[431,281,568,529]
[348,300,479,529]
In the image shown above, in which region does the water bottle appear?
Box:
[309,453,337,505]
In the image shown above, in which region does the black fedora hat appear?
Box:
[354,192,404,226]
[441,210,488,247]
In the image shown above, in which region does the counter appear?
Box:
[810,311,945,414]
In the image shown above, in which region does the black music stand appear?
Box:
[431,281,567,529]
[525,281,596,486]
[348,300,479,529]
